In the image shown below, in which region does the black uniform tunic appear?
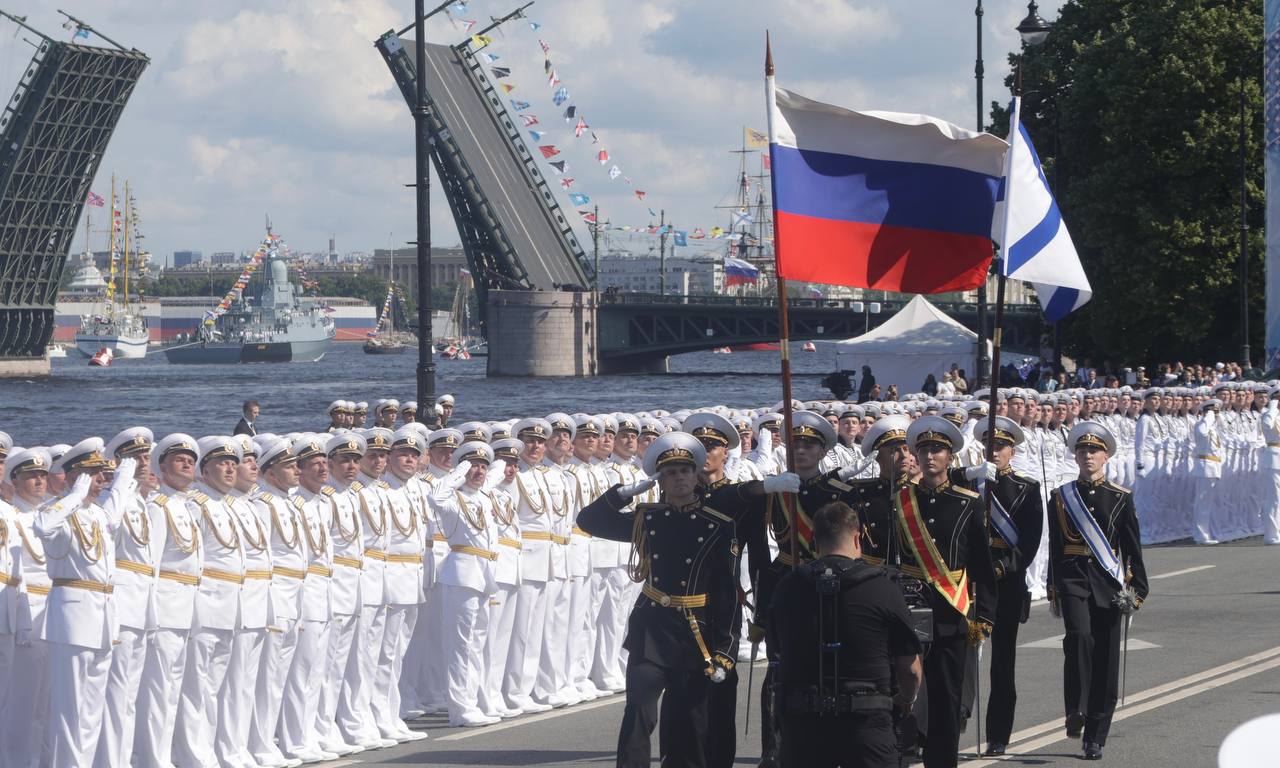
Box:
[579,484,750,768]
[1048,477,1148,747]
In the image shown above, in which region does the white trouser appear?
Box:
[2,637,49,768]
[443,584,490,723]
[422,583,449,709]
[1192,476,1218,544]
[481,583,518,715]
[216,627,266,768]
[565,574,593,694]
[504,579,545,706]
[249,619,298,764]
[534,576,570,702]
[93,626,149,768]
[1263,471,1280,544]
[590,567,630,691]
[173,627,235,768]
[279,619,330,756]
[337,605,383,744]
[133,628,187,768]
[316,612,359,749]
[0,632,13,722]
[46,641,112,768]
[372,604,415,738]
[401,591,428,710]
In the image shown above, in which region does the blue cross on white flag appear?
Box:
[992,97,1091,321]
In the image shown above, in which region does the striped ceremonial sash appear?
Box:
[895,485,970,616]
[1061,482,1124,587]
[988,493,1019,549]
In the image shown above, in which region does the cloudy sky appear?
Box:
[0,0,1062,263]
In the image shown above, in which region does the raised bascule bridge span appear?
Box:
[376,16,1040,376]
[0,12,148,377]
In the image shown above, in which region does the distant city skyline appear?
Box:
[0,1,1060,262]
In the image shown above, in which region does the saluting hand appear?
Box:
[838,450,877,481]
[618,478,657,499]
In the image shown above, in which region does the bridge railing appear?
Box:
[597,291,1041,315]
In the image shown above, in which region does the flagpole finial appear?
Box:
[765,31,774,76]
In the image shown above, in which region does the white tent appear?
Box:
[833,295,991,394]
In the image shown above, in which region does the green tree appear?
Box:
[989,0,1263,367]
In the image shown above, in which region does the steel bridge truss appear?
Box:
[0,37,148,358]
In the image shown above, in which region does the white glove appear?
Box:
[728,444,742,461]
[618,478,657,499]
[709,666,727,684]
[964,462,998,483]
[444,460,472,491]
[763,472,800,494]
[756,428,773,456]
[838,450,877,481]
[483,459,509,490]
[63,472,93,509]
[109,458,138,499]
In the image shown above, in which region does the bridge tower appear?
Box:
[0,14,148,377]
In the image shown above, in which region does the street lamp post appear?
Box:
[975,0,989,388]
[1016,2,1054,375]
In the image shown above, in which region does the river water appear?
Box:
[0,343,847,446]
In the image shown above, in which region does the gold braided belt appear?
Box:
[498,537,522,550]
[52,578,113,594]
[333,555,364,570]
[116,559,155,578]
[641,583,708,609]
[202,568,244,585]
[450,544,499,561]
[159,570,199,586]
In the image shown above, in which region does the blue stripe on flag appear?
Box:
[1043,288,1079,322]
[1006,204,1062,274]
[771,144,1000,238]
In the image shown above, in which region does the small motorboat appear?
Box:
[802,342,817,352]
[89,347,114,367]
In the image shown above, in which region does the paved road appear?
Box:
[328,539,1280,767]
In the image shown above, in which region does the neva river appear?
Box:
[0,343,847,446]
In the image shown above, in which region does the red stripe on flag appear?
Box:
[774,211,992,294]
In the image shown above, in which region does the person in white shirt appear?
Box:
[1191,401,1224,545]
[37,439,120,767]
[480,438,523,719]
[94,428,157,768]
[133,434,203,768]
[1,447,53,768]
[431,441,502,726]
[0,451,26,726]
[173,436,247,768]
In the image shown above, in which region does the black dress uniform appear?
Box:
[981,466,1043,750]
[1048,473,1148,757]
[579,482,747,768]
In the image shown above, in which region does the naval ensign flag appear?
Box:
[993,97,1092,320]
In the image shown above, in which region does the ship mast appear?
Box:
[122,179,130,309]
[107,174,118,319]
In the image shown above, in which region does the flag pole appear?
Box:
[765,33,799,572]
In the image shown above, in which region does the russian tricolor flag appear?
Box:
[767,86,1008,293]
[724,256,761,287]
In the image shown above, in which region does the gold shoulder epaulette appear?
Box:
[702,505,732,523]
[321,486,335,497]
[152,493,169,506]
[636,502,665,512]
[190,491,210,505]
[292,496,305,510]
[350,480,364,492]
[258,491,274,502]
[377,480,390,489]
[828,478,853,492]
[1104,481,1132,495]
[950,485,980,499]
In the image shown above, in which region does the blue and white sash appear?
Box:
[989,493,1019,549]
[1061,481,1124,587]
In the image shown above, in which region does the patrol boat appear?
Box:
[163,224,334,364]
[73,179,149,358]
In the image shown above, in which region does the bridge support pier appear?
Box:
[486,290,598,377]
[598,354,669,375]
[0,357,50,378]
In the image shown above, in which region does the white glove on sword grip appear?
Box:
[964,462,998,483]
[762,472,800,494]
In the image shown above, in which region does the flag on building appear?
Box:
[529,129,544,142]
[768,86,1006,293]
[724,257,761,286]
[560,177,575,189]
[597,149,609,165]
[563,106,577,122]
[549,160,569,175]
[553,87,570,106]
[574,117,588,138]
[500,83,516,94]
[608,165,621,179]
[579,210,597,223]
[539,145,560,158]
[569,192,590,205]
[549,70,560,87]
[86,191,105,207]
[491,66,511,78]
[470,34,494,49]
[993,97,1091,320]
[510,99,530,111]
[459,19,478,31]
[520,114,539,127]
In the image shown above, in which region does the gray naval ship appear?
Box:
[163,226,335,364]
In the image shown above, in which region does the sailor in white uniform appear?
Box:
[481,438,524,719]
[1191,400,1224,545]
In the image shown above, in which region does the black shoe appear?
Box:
[984,743,1007,756]
[758,754,780,768]
[1083,741,1103,760]
[1066,712,1085,738]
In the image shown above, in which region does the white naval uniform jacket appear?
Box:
[565,458,604,578]
[326,480,365,617]
[513,462,565,583]
[36,500,118,650]
[1260,406,1280,471]
[420,466,449,587]
[432,484,498,594]
[110,490,157,632]
[252,486,305,625]
[593,457,644,569]
[490,484,522,587]
[1192,414,1224,480]
[295,487,334,623]
[381,472,427,606]
[355,473,389,608]
[0,501,22,636]
[229,490,272,630]
[188,484,246,631]
[149,484,202,631]
[12,500,51,639]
